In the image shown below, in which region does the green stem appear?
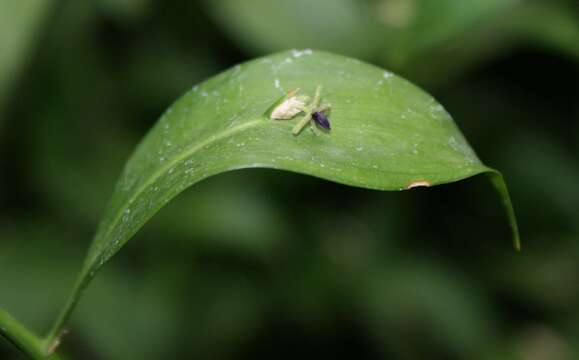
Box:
[43,268,90,353]
[0,308,62,359]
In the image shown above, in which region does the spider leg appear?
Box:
[287,88,300,97]
[309,120,320,136]
[315,104,331,113]
[292,111,313,135]
[312,85,322,108]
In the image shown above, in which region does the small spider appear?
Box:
[270,85,331,135]
[291,85,331,135]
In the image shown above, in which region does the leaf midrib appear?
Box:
[94,117,266,253]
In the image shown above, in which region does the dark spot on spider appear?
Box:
[312,111,331,130]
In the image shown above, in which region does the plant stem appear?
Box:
[0,308,62,359]
[43,268,89,353]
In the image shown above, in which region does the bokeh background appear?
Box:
[1,0,578,359]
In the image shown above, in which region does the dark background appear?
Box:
[1,0,578,359]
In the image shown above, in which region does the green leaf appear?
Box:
[507,1,579,59]
[46,50,519,345]
[0,0,54,121]
[202,0,517,64]
[398,0,579,86]
[204,0,579,88]
[203,0,381,58]
[375,0,518,63]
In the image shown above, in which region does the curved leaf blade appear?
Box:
[91,50,487,264]
[47,50,519,344]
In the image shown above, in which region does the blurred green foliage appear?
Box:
[0,0,54,123]
[0,0,578,359]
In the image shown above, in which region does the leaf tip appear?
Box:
[485,169,522,252]
[513,234,522,252]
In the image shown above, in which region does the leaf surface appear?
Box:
[48,50,519,341]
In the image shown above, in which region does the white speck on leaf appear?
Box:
[383,71,393,79]
[430,104,446,119]
[274,78,281,89]
[407,180,431,189]
[291,49,313,58]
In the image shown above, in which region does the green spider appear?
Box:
[270,85,331,135]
